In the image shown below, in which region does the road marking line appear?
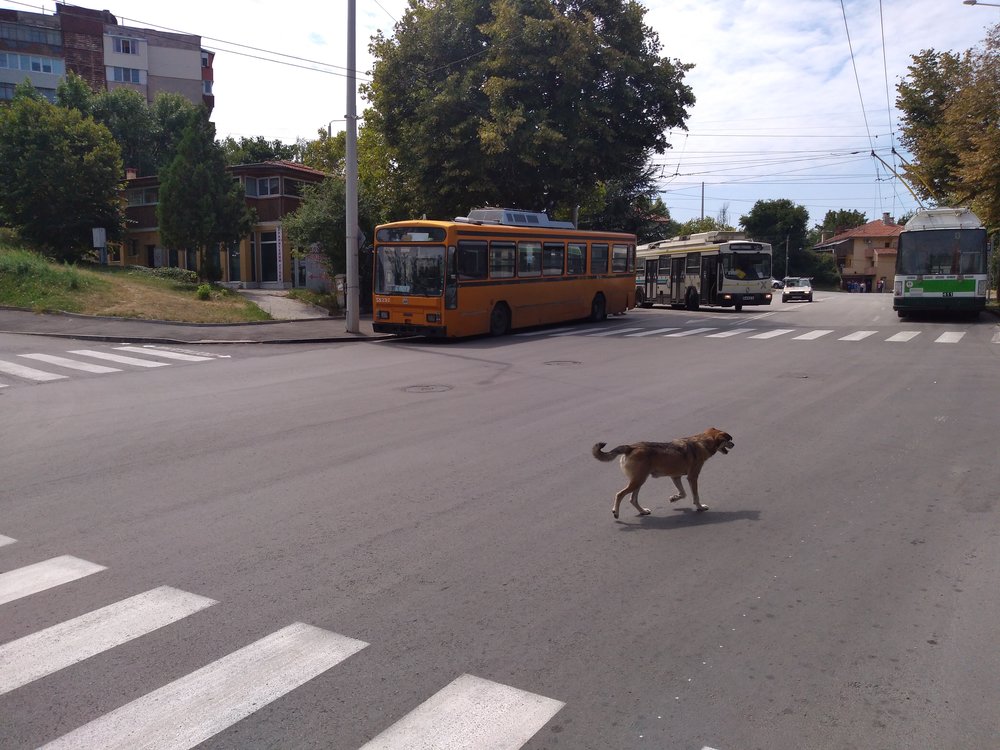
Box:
[551,326,621,336]
[585,327,645,337]
[792,330,833,340]
[114,346,216,362]
[357,674,565,750]
[0,586,216,696]
[705,328,755,338]
[839,330,878,341]
[42,623,368,750]
[886,331,921,342]
[0,360,68,382]
[934,332,965,344]
[624,327,681,337]
[0,555,106,607]
[19,353,121,374]
[515,327,575,336]
[665,327,717,337]
[0,534,15,547]
[67,350,170,368]
[992,331,1000,344]
[747,329,794,339]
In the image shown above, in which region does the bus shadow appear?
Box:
[615,508,761,531]
[896,310,989,324]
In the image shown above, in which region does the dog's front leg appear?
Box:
[687,472,708,511]
[668,476,686,503]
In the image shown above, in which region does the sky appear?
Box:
[3,0,997,228]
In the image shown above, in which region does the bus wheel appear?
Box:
[589,294,607,321]
[685,289,699,311]
[735,301,743,312]
[489,303,511,336]
[635,288,644,307]
[896,310,907,319]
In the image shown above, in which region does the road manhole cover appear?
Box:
[544,360,581,366]
[403,384,453,393]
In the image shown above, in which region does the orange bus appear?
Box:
[372,208,637,337]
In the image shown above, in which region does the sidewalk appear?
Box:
[0,291,393,344]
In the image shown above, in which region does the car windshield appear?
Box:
[785,278,809,288]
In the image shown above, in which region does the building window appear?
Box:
[0,21,61,46]
[0,53,65,75]
[246,177,280,197]
[202,80,213,96]
[201,52,210,67]
[113,37,141,54]
[110,67,143,84]
[126,188,158,206]
[0,82,14,101]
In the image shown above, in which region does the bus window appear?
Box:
[685,252,701,274]
[591,243,609,274]
[612,244,628,272]
[567,243,585,275]
[490,241,515,278]
[457,240,488,280]
[518,241,542,277]
[543,243,564,276]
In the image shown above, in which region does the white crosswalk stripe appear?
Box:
[585,326,645,337]
[19,353,122,373]
[748,329,794,339]
[625,327,681,336]
[0,555,106,606]
[67,349,171,367]
[357,673,564,750]
[41,623,368,750]
[705,328,755,338]
[839,330,878,341]
[0,359,68,382]
[0,534,15,548]
[515,326,576,336]
[551,325,618,336]
[934,331,965,344]
[0,586,216,696]
[665,327,717,337]
[793,329,833,340]
[114,346,216,362]
[886,331,920,342]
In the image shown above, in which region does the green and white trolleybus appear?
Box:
[894,208,991,317]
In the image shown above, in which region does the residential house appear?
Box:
[814,213,902,292]
[122,161,329,290]
[1,3,213,109]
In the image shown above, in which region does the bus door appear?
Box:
[671,257,685,303]
[644,258,657,302]
[701,255,718,304]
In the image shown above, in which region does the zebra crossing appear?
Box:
[516,322,986,345]
[0,345,226,388]
[0,535,564,749]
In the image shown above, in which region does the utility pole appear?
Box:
[785,235,789,277]
[344,0,360,333]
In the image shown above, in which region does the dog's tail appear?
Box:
[592,442,633,462]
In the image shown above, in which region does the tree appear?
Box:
[158,108,254,280]
[149,93,200,174]
[299,129,345,175]
[807,208,867,246]
[739,199,809,280]
[0,85,123,261]
[221,135,300,166]
[90,87,158,176]
[897,23,1000,232]
[55,71,94,114]
[364,0,694,219]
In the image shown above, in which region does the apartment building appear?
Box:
[0,3,213,109]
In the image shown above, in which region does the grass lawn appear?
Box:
[0,245,272,323]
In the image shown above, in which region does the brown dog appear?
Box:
[592,428,734,518]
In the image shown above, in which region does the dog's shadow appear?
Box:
[616,508,761,530]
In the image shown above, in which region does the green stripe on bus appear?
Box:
[909,279,976,293]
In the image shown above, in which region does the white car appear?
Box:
[782,277,813,302]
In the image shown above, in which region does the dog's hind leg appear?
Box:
[668,476,687,503]
[613,481,650,519]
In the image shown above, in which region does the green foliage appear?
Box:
[158,108,254,280]
[897,23,1000,234]
[0,95,123,262]
[196,283,212,300]
[300,130,345,175]
[364,0,694,219]
[221,135,301,166]
[55,71,94,114]
[0,246,99,311]
[739,199,810,279]
[91,87,158,176]
[126,265,198,283]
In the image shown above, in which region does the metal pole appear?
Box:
[344,0,360,333]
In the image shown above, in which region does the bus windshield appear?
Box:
[723,252,770,280]
[375,245,446,296]
[897,229,987,275]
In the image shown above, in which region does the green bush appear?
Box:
[196,283,211,300]
[127,265,198,284]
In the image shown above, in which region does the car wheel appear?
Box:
[782,295,788,303]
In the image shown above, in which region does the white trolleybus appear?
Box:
[893,207,991,318]
[635,231,773,311]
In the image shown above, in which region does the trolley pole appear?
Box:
[344,0,360,333]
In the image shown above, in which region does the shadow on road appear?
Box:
[615,508,761,530]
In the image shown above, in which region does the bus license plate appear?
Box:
[743,295,755,301]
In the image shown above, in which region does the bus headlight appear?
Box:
[894,281,902,296]
[377,310,390,320]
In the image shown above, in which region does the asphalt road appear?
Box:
[1,291,998,749]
